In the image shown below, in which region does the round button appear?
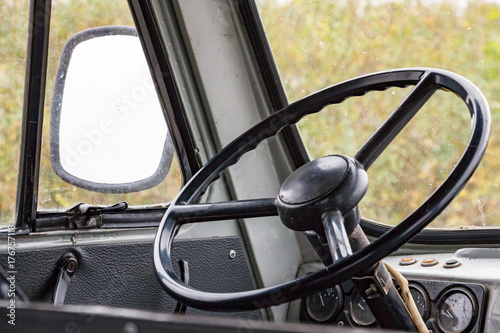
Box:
[443,259,461,269]
[421,258,438,267]
[399,257,417,266]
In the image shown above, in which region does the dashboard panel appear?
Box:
[300,278,486,333]
[290,248,500,332]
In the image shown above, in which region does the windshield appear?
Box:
[257,0,500,228]
[0,1,183,228]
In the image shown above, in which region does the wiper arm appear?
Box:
[67,201,128,229]
[68,201,128,216]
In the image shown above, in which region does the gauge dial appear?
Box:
[350,291,376,326]
[305,285,343,322]
[437,289,477,333]
[409,284,429,320]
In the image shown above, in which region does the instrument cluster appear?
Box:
[300,279,486,333]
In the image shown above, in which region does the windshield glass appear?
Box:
[0,1,29,226]
[0,1,183,228]
[36,1,182,212]
[257,0,500,228]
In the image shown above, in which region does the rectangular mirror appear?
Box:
[50,26,174,193]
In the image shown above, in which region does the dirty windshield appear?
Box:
[258,0,500,228]
[0,1,182,227]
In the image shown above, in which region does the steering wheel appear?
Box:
[154,68,490,312]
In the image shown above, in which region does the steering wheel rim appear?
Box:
[154,68,490,312]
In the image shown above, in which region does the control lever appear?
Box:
[322,211,352,262]
[322,210,418,331]
[52,253,78,306]
[173,259,190,315]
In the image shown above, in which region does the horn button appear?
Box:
[277,155,369,231]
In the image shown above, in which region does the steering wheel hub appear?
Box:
[278,155,349,204]
[276,155,368,231]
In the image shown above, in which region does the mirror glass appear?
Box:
[51,27,174,193]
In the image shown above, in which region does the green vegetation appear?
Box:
[0,1,29,225]
[38,0,182,213]
[258,0,500,227]
[0,1,181,226]
[1,0,500,229]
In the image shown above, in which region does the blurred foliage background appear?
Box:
[0,0,182,227]
[257,0,500,228]
[0,1,29,226]
[1,0,500,229]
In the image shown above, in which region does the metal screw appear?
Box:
[66,260,77,273]
[229,250,236,259]
[365,284,378,296]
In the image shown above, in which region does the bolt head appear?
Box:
[67,260,77,272]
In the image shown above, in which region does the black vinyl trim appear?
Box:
[33,208,167,232]
[361,219,500,245]
[15,0,52,229]
[237,0,309,169]
[127,0,199,181]
[0,237,263,321]
[27,212,500,243]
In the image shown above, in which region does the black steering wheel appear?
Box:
[154,68,490,312]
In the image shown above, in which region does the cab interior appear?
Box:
[1,1,500,332]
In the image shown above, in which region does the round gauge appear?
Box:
[409,284,429,320]
[350,291,376,326]
[305,285,343,322]
[437,288,477,333]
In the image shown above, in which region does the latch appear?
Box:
[52,253,78,306]
[67,201,128,229]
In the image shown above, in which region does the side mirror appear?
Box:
[50,26,174,193]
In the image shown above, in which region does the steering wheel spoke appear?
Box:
[172,198,278,223]
[355,72,437,170]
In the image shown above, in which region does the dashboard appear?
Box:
[300,278,485,332]
[289,248,500,333]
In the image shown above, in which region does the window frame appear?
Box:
[13,0,198,232]
[14,0,51,232]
